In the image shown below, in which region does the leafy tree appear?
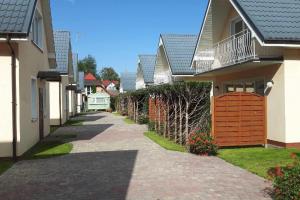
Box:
[99,67,120,81]
[78,55,97,76]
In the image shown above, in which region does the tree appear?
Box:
[78,55,97,76]
[99,67,119,81]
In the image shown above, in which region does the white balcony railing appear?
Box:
[195,30,282,74]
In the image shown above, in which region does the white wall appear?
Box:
[283,50,300,143]
[0,55,14,157]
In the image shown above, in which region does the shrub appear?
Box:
[148,121,155,131]
[138,115,149,124]
[188,129,218,156]
[121,109,128,116]
[110,97,116,111]
[269,153,300,200]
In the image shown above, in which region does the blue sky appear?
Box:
[51,0,208,75]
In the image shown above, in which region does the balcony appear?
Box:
[195,30,283,74]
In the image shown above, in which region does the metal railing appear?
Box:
[195,30,256,73]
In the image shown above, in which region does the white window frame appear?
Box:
[222,77,265,96]
[230,16,247,36]
[31,77,38,121]
[32,9,43,49]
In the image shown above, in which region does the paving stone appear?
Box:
[0,112,272,200]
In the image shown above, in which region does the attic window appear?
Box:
[231,17,248,36]
[32,10,43,49]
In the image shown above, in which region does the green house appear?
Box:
[87,92,111,110]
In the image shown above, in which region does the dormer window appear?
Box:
[231,17,248,36]
[32,10,43,49]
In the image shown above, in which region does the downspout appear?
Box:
[59,82,62,126]
[7,36,17,161]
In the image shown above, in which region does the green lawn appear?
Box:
[218,147,300,179]
[64,119,84,126]
[124,117,135,124]
[23,140,73,160]
[0,160,13,175]
[144,131,186,153]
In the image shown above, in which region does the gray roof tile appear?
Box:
[78,71,84,91]
[234,0,300,43]
[161,34,197,75]
[72,53,78,83]
[138,55,156,84]
[54,31,71,73]
[0,0,36,36]
[121,72,136,92]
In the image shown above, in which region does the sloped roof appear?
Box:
[121,72,136,92]
[0,0,37,37]
[233,0,300,44]
[138,55,156,83]
[84,72,96,81]
[54,31,71,73]
[161,34,197,75]
[72,53,78,83]
[84,80,102,86]
[78,71,84,91]
[102,80,119,88]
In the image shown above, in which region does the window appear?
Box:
[224,79,265,96]
[31,78,37,120]
[96,98,105,104]
[32,10,43,48]
[231,18,248,36]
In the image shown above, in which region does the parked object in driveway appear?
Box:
[87,93,111,111]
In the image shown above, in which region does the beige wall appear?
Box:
[283,49,300,143]
[0,46,15,157]
[49,82,61,125]
[77,93,83,113]
[154,42,173,85]
[17,0,51,156]
[68,90,76,116]
[211,54,300,144]
[49,76,69,125]
[218,7,238,42]
[0,0,53,157]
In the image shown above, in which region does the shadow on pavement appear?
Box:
[73,115,105,122]
[52,124,114,141]
[0,150,138,200]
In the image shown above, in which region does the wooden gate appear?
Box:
[212,92,266,147]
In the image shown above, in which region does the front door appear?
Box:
[39,88,44,140]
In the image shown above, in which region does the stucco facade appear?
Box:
[193,0,300,147]
[49,75,70,126]
[0,0,54,157]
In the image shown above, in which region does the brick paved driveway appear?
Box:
[0,112,271,200]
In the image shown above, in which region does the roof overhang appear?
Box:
[230,0,300,47]
[75,89,83,94]
[0,0,37,39]
[66,85,77,91]
[37,71,61,82]
[194,57,283,79]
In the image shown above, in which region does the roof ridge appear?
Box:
[161,33,198,37]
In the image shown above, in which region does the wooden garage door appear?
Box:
[212,92,266,147]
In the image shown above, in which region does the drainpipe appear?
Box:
[59,82,62,126]
[7,36,17,161]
